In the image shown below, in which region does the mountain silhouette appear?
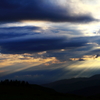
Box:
[90,74,100,79]
[1,78,100,100]
[0,79,85,100]
[42,74,100,94]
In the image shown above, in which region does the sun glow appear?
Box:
[0,53,59,76]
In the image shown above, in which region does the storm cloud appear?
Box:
[0,35,88,54]
[0,0,97,23]
[0,26,41,39]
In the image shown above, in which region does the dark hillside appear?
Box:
[0,79,87,100]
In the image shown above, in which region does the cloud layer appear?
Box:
[0,34,88,54]
[0,0,97,23]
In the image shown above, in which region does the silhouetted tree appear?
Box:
[0,79,30,87]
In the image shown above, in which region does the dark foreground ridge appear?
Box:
[1,75,100,100]
[0,79,85,100]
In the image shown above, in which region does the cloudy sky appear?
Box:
[1,0,100,84]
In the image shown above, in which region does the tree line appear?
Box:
[0,79,29,86]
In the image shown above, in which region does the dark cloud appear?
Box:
[0,26,41,39]
[0,0,97,23]
[0,26,40,31]
[89,49,100,55]
[50,25,85,36]
[0,36,88,54]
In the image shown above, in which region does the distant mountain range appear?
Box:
[42,74,100,96]
[2,75,100,100]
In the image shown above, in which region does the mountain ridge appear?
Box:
[42,74,100,94]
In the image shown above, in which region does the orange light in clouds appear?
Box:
[70,55,98,61]
[0,53,59,76]
[20,20,49,30]
[0,54,58,67]
[0,70,7,73]
[70,58,80,61]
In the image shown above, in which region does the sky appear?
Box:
[1,0,100,84]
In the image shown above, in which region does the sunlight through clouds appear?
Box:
[0,53,59,76]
